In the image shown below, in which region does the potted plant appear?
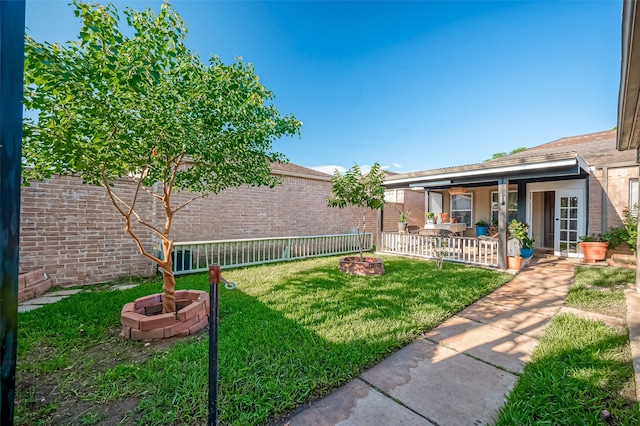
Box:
[520,235,535,258]
[508,219,533,264]
[398,210,411,232]
[578,233,613,263]
[507,253,522,270]
[475,219,488,236]
[425,211,436,225]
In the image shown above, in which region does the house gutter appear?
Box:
[385,156,585,188]
[271,168,331,182]
[618,0,640,151]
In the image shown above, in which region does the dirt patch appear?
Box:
[15,328,188,425]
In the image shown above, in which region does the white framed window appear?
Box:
[451,193,473,227]
[629,178,639,214]
[491,191,518,225]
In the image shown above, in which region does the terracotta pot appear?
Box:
[440,212,448,223]
[507,256,522,270]
[579,242,609,263]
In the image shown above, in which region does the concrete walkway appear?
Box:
[283,256,576,426]
[18,289,82,312]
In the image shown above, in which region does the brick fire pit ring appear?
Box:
[338,256,385,276]
[120,290,209,340]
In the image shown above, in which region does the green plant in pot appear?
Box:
[520,235,535,258]
[425,211,436,224]
[398,210,411,232]
[475,219,488,236]
[578,230,619,263]
[508,219,534,258]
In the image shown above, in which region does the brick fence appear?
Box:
[19,163,377,287]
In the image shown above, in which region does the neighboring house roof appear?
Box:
[271,162,331,181]
[383,131,630,189]
[491,129,635,167]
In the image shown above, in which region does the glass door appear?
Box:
[554,190,583,257]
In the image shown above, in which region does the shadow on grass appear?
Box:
[494,314,640,425]
[16,255,512,426]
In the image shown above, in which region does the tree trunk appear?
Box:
[161,239,176,313]
[161,269,176,313]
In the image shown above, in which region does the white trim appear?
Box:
[450,192,473,227]
[526,180,587,258]
[386,159,579,186]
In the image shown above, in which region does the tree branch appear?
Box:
[174,193,205,213]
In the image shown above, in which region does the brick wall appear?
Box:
[588,170,605,234]
[19,171,364,287]
[605,166,638,228]
[170,175,357,241]
[382,189,425,231]
[20,176,156,286]
[588,165,639,234]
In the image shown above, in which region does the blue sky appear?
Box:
[25,0,622,175]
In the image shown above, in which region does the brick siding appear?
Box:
[588,165,639,234]
[19,171,365,287]
[382,189,425,231]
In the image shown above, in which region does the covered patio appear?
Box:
[380,152,591,269]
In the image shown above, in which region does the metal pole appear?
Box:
[0,1,26,424]
[207,264,221,426]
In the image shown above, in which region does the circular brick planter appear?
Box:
[120,290,209,340]
[338,256,385,276]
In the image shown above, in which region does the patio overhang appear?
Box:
[384,152,590,189]
[617,0,640,152]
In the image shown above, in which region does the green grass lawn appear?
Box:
[15,255,511,425]
[495,265,639,425]
[564,265,634,319]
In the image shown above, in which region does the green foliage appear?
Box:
[17,256,511,425]
[580,227,625,250]
[22,1,301,305]
[622,205,638,254]
[23,1,301,191]
[484,147,527,162]
[326,163,386,259]
[474,219,488,227]
[508,219,535,249]
[398,210,411,222]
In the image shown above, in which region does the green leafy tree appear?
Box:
[22,1,301,313]
[485,147,527,161]
[326,163,386,261]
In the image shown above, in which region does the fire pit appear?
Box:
[338,256,385,276]
[120,290,209,340]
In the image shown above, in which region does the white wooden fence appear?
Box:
[169,233,373,275]
[379,232,499,267]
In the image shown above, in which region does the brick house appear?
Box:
[384,129,638,269]
[617,0,640,291]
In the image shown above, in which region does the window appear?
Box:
[491,191,518,224]
[451,193,473,227]
[629,178,639,214]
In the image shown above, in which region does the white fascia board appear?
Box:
[385,159,578,186]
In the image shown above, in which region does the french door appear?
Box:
[554,190,583,257]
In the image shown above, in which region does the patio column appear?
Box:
[0,1,26,423]
[497,178,509,269]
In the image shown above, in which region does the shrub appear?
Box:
[623,205,638,254]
